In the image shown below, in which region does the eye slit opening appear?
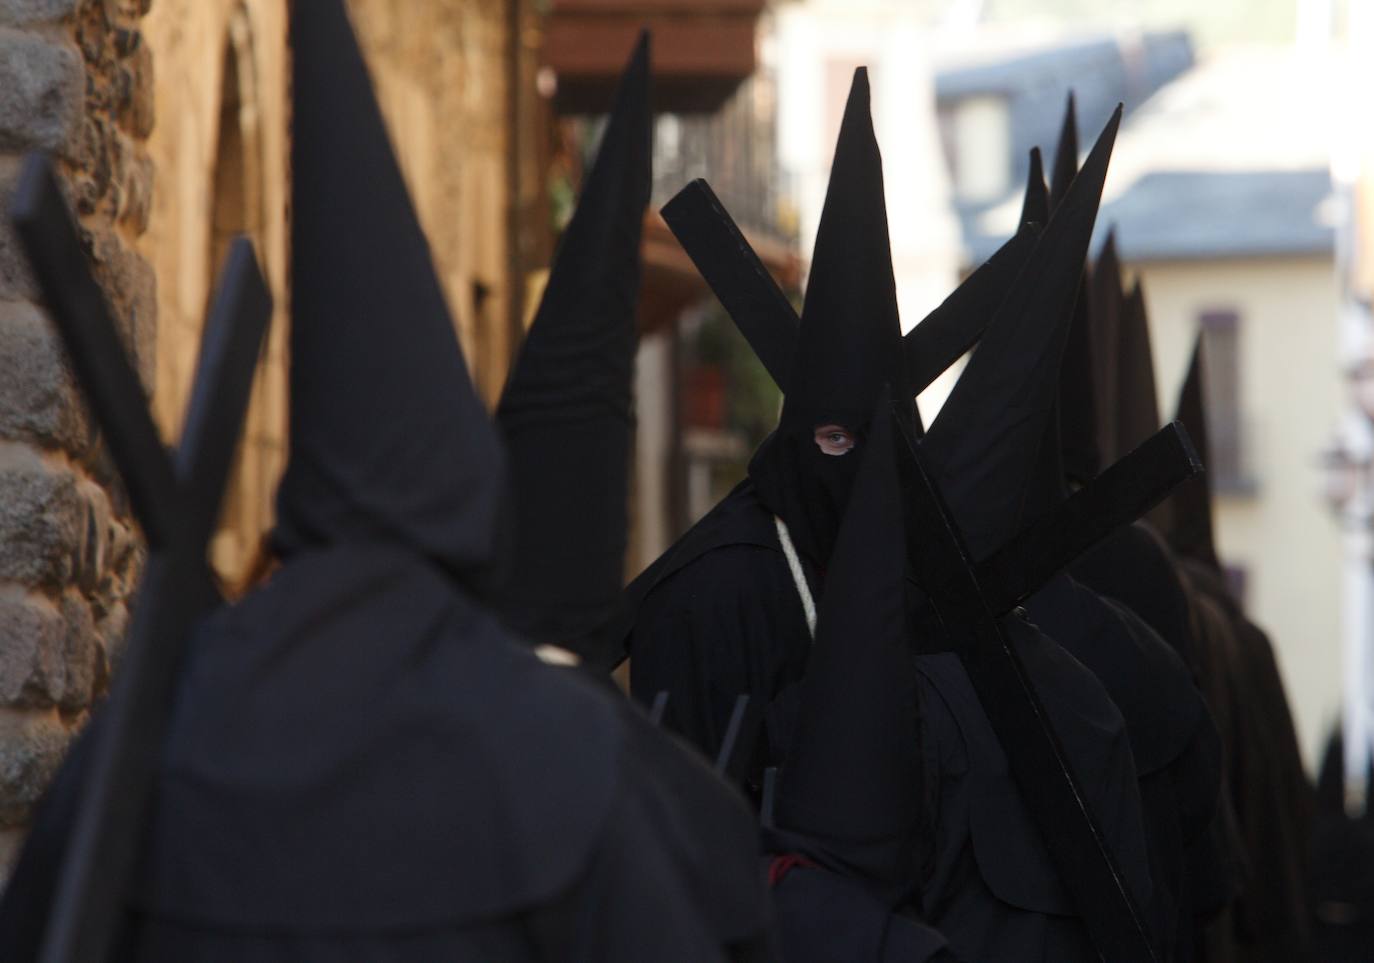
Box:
[813,423,857,456]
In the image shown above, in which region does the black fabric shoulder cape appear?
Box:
[0,546,771,961]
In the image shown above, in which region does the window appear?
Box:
[944,95,1010,204]
[1199,308,1253,493]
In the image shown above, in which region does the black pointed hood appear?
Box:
[1317,728,1347,815]
[772,395,922,899]
[274,0,507,586]
[1057,280,1101,486]
[1049,92,1079,210]
[1050,101,1104,488]
[748,68,906,566]
[1116,277,1162,458]
[1020,147,1050,228]
[1085,232,1125,466]
[494,34,651,650]
[1165,335,1222,571]
[921,107,1120,558]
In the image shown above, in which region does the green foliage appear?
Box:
[685,302,783,448]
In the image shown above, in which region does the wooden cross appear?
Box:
[11,153,273,963]
[660,178,1038,400]
[888,403,1161,962]
[660,177,1201,624]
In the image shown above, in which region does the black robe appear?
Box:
[1179,559,1311,962]
[1023,574,1230,962]
[1308,735,1374,962]
[769,862,956,962]
[1070,522,1200,671]
[628,481,815,781]
[628,483,1158,959]
[0,546,773,962]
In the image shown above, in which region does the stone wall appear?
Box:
[0,0,155,870]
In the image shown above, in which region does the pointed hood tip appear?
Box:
[1049,90,1081,208]
[494,27,652,648]
[789,63,898,419]
[1021,147,1050,227]
[751,64,902,565]
[926,86,1117,556]
[280,0,507,581]
[626,28,651,77]
[844,66,872,115]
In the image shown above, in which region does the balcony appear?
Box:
[545,0,767,114]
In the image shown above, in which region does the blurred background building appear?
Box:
[0,0,1368,870]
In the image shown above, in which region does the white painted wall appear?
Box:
[1135,254,1344,768]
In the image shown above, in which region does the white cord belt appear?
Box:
[774,516,817,641]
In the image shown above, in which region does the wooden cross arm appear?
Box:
[10,155,178,548]
[660,179,798,389]
[660,179,1038,398]
[37,233,272,963]
[976,421,1202,615]
[889,405,1157,963]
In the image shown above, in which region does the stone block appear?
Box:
[57,590,98,708]
[117,142,151,233]
[0,707,73,826]
[72,475,111,592]
[84,227,156,389]
[118,36,153,139]
[0,586,64,706]
[0,442,84,589]
[0,0,79,27]
[0,28,84,154]
[0,300,93,454]
[93,596,126,678]
[0,587,96,709]
[0,154,39,303]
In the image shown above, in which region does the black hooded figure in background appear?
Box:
[0,6,773,960]
[766,398,954,963]
[493,29,650,664]
[996,126,1235,962]
[628,68,908,775]
[1165,336,1312,962]
[904,108,1157,962]
[1308,730,1374,961]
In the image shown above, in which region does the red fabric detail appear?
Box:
[768,853,817,888]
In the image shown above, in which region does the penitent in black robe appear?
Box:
[629,481,814,784]
[1180,558,1311,962]
[0,548,772,962]
[628,483,1157,961]
[1023,573,1231,963]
